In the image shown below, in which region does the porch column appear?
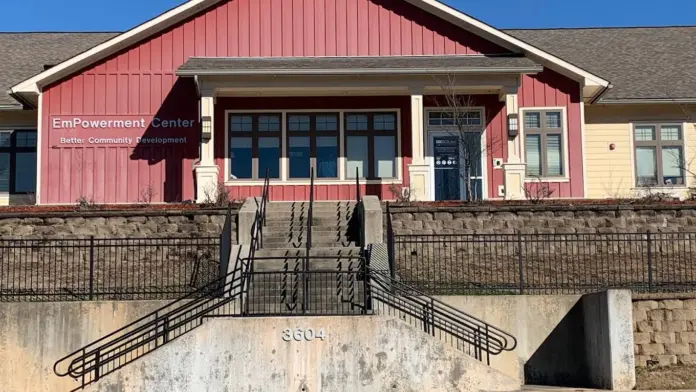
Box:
[195,91,220,203]
[407,92,431,201]
[501,90,526,200]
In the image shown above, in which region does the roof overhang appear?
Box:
[176,55,543,77]
[596,98,696,105]
[9,0,610,107]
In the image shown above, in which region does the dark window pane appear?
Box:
[0,133,10,147]
[15,152,36,193]
[374,114,396,131]
[374,136,395,178]
[316,115,338,131]
[635,126,655,141]
[346,115,368,131]
[289,115,311,132]
[230,137,252,179]
[0,153,8,193]
[545,112,562,128]
[525,134,541,177]
[316,136,338,178]
[259,115,280,132]
[289,136,310,178]
[635,147,657,186]
[662,146,684,185]
[661,126,682,141]
[230,116,253,132]
[346,136,368,178]
[258,137,280,179]
[525,112,541,129]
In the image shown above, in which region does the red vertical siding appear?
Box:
[519,69,584,198]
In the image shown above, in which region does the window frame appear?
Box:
[632,122,686,187]
[344,111,399,180]
[227,113,283,180]
[0,129,38,195]
[224,109,402,185]
[520,107,569,181]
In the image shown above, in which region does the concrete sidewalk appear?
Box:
[523,386,696,392]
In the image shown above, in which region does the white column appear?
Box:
[501,90,526,200]
[407,92,431,201]
[195,91,220,203]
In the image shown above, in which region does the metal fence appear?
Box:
[389,231,696,295]
[0,236,220,302]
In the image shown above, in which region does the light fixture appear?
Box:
[201,116,212,138]
[507,113,519,137]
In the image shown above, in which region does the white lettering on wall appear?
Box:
[51,117,194,130]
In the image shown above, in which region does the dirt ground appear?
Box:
[636,366,696,390]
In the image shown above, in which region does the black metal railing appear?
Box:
[303,168,315,311]
[386,202,396,280]
[53,251,251,391]
[391,231,696,295]
[0,236,220,302]
[367,270,517,365]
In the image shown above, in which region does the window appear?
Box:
[345,112,398,179]
[0,130,37,194]
[524,110,564,177]
[229,114,281,179]
[634,123,684,186]
[287,113,339,179]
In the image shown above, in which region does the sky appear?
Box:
[1,0,695,32]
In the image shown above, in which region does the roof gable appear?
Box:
[9,0,609,106]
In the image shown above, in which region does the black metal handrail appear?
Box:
[366,269,517,365]
[386,202,396,280]
[53,249,252,390]
[304,168,315,311]
[356,167,365,255]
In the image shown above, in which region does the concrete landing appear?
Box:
[87,316,520,392]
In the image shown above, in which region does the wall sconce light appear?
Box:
[201,116,212,138]
[507,113,519,137]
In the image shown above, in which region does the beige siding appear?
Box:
[585,104,696,199]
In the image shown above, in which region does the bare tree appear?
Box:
[432,74,501,201]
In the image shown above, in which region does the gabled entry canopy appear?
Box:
[9,0,610,107]
[177,55,542,76]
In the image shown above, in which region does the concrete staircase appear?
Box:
[247,201,366,315]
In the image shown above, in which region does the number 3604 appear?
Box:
[282,328,326,342]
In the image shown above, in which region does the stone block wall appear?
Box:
[633,295,696,367]
[389,204,696,235]
[0,209,236,239]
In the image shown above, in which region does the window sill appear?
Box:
[224,179,403,186]
[524,177,570,183]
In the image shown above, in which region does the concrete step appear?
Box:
[262,240,359,249]
[264,222,353,231]
[263,227,356,236]
[264,217,355,225]
[263,232,355,242]
[254,247,362,258]
[252,257,364,271]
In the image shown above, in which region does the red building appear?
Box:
[7,0,616,204]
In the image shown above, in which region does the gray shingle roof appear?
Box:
[504,27,696,101]
[3,26,696,106]
[177,55,541,76]
[0,32,118,107]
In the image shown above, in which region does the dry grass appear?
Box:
[636,365,696,390]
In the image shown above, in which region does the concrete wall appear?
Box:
[0,301,519,392]
[0,301,168,392]
[437,293,635,389]
[582,290,635,390]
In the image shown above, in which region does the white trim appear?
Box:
[424,107,488,200]
[629,120,689,188]
[519,106,571,183]
[404,0,609,88]
[223,108,402,186]
[10,0,608,101]
[579,85,588,198]
[35,93,42,205]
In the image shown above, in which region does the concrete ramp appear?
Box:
[87,316,520,392]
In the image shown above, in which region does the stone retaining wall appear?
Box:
[633,295,696,367]
[389,204,696,235]
[0,209,237,239]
